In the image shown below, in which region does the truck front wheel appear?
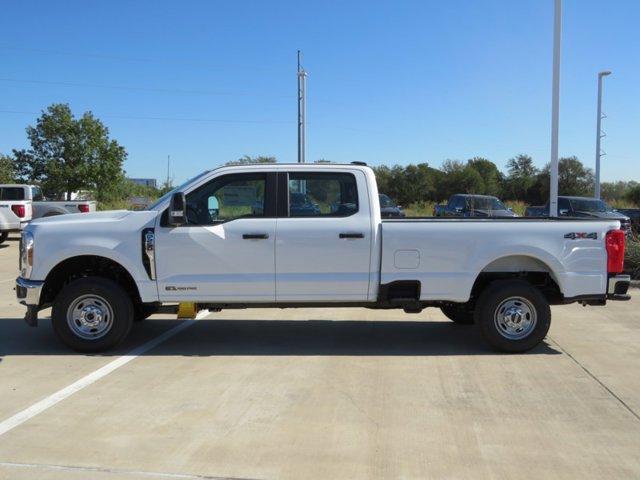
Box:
[474,280,551,353]
[0,232,8,244]
[52,277,134,352]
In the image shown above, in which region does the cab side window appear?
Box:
[184,173,267,225]
[31,187,44,201]
[287,172,358,217]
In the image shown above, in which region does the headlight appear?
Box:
[20,231,34,278]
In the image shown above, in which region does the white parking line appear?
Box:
[0,311,208,437]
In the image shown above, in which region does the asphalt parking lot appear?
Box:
[1,236,639,479]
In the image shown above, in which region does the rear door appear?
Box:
[275,170,372,302]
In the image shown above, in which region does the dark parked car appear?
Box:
[617,209,640,235]
[525,196,632,236]
[379,194,405,218]
[434,194,517,218]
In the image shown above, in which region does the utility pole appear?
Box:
[595,70,611,199]
[297,50,307,163]
[549,0,562,217]
[166,155,171,188]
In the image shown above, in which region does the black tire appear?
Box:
[51,276,134,352]
[134,303,160,322]
[440,304,475,324]
[474,280,551,353]
[0,232,8,244]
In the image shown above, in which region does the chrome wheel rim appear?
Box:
[493,296,537,340]
[66,294,114,340]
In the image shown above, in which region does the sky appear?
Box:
[1,0,638,184]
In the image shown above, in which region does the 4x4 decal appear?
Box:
[564,232,597,240]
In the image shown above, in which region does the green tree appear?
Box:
[14,104,126,200]
[441,160,485,198]
[466,157,503,196]
[601,181,639,202]
[534,156,595,203]
[503,154,539,202]
[0,154,16,183]
[626,185,640,207]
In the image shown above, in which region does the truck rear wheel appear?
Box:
[474,280,551,353]
[51,277,134,352]
[440,305,475,324]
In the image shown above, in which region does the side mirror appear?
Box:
[168,192,187,226]
[559,209,569,216]
[455,206,464,213]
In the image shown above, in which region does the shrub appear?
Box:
[625,239,640,279]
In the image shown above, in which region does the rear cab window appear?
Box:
[0,187,26,201]
[287,172,358,217]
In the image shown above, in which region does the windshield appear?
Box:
[148,171,210,210]
[466,197,507,211]
[569,198,612,213]
[379,194,396,208]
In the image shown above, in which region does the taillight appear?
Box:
[78,204,90,213]
[606,229,625,274]
[11,204,26,218]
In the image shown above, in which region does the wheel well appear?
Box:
[470,271,562,306]
[41,255,141,308]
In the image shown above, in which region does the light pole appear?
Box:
[549,0,562,217]
[595,70,611,199]
[297,50,308,164]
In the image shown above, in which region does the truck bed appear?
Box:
[380,216,621,303]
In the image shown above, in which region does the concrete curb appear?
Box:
[630,280,640,289]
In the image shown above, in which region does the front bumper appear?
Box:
[607,275,631,301]
[16,277,44,327]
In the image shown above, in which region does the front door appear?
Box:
[275,170,373,302]
[155,172,277,302]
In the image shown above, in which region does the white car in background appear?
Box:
[0,185,33,243]
[0,184,96,243]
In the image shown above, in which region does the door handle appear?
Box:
[339,232,364,239]
[242,233,269,239]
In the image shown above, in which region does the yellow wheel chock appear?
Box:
[177,302,198,319]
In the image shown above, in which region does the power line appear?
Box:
[0,44,281,72]
[0,110,379,133]
[0,77,292,99]
[0,109,294,125]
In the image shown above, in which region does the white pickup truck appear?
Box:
[0,185,34,243]
[16,163,630,353]
[0,184,96,243]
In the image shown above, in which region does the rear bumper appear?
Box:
[607,275,631,301]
